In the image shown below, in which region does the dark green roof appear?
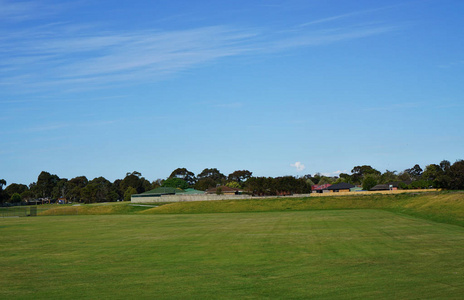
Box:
[141,187,184,195]
[182,188,205,194]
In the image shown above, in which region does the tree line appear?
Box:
[303,160,464,191]
[1,159,463,205]
[0,169,255,204]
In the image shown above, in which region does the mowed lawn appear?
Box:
[1,210,464,299]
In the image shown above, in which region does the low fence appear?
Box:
[309,189,439,197]
[131,193,313,203]
[0,206,38,218]
[132,194,250,203]
[132,189,439,203]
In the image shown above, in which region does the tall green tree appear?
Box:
[112,179,123,200]
[317,176,337,185]
[169,168,196,185]
[245,176,310,196]
[20,190,34,202]
[36,171,59,198]
[162,178,189,189]
[310,173,321,185]
[5,183,28,199]
[194,178,217,191]
[437,160,452,189]
[398,171,411,182]
[379,170,398,184]
[422,164,442,187]
[10,193,21,204]
[440,160,451,172]
[0,179,7,203]
[245,177,269,195]
[351,165,380,184]
[65,176,88,203]
[338,173,352,184]
[151,179,163,189]
[124,187,137,201]
[362,175,378,191]
[196,168,226,190]
[120,171,150,194]
[228,170,252,184]
[52,179,68,199]
[448,160,464,190]
[197,168,226,182]
[405,164,423,180]
[80,177,114,203]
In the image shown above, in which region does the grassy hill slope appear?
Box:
[141,191,464,226]
[40,191,464,226]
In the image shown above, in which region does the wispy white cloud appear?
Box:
[0,25,261,91]
[0,3,400,95]
[291,162,306,172]
[299,11,371,27]
[0,119,117,136]
[298,4,406,27]
[0,0,70,22]
[0,0,42,21]
[268,25,398,51]
[321,170,347,177]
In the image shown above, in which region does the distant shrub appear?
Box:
[11,193,21,203]
[124,187,137,201]
[226,181,241,189]
[362,175,378,191]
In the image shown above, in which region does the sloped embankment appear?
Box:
[141,191,464,226]
[385,192,464,226]
[39,203,156,215]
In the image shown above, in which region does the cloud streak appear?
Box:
[0,0,44,21]
[297,4,403,27]
[0,0,70,22]
[0,3,399,95]
[321,170,347,177]
[1,25,261,91]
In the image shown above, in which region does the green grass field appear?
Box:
[2,208,464,299]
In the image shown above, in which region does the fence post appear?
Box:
[30,206,37,217]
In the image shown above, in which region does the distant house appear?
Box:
[327,183,355,192]
[369,184,393,191]
[131,187,204,200]
[311,184,332,193]
[141,187,183,196]
[57,197,67,204]
[206,186,241,195]
[369,181,412,191]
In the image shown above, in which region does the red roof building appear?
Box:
[311,184,332,192]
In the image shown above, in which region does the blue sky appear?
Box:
[1,0,463,185]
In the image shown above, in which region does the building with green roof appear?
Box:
[132,187,205,200]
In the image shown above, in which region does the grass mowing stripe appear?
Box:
[1,210,464,299]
